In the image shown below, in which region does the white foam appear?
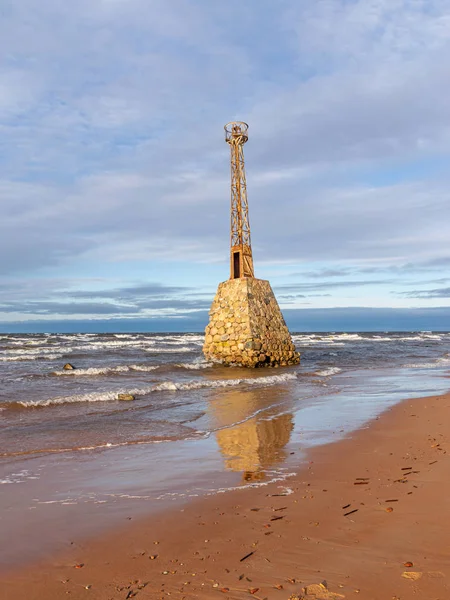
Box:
[8,339,46,346]
[177,359,213,370]
[144,346,195,353]
[77,340,156,349]
[153,372,297,392]
[155,470,296,501]
[405,356,450,369]
[17,373,298,408]
[0,353,64,362]
[3,433,211,459]
[157,335,204,343]
[315,367,342,377]
[51,364,159,376]
[0,469,39,485]
[1,347,71,356]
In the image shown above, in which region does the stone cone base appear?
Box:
[203,278,300,368]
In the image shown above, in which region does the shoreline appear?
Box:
[2,389,450,599]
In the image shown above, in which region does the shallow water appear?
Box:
[1,332,450,566]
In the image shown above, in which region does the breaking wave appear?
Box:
[0,354,64,362]
[315,367,342,377]
[11,373,298,408]
[404,355,450,370]
[176,360,213,370]
[51,364,160,376]
[144,346,195,353]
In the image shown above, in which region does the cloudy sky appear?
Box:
[1,0,450,332]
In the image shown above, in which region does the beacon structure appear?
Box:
[203,122,300,368]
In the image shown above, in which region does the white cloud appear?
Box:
[1,0,450,320]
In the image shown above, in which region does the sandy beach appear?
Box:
[2,388,449,600]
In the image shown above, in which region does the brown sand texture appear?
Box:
[2,392,450,600]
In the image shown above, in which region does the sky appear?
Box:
[1,0,450,332]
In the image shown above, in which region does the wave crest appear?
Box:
[13,373,298,408]
[315,367,342,377]
[51,364,159,376]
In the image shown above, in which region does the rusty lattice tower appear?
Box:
[225,121,254,280]
[202,121,300,368]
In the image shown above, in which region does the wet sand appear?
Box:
[2,391,450,600]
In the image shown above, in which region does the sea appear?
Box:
[1,331,450,567]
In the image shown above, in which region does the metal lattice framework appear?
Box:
[224,121,254,279]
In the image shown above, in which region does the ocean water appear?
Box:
[1,331,450,566]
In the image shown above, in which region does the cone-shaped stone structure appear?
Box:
[203,278,299,367]
[203,121,299,368]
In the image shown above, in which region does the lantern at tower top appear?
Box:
[224,121,249,144]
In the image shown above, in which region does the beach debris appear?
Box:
[403,561,414,567]
[429,460,437,465]
[125,591,137,599]
[240,551,255,562]
[303,582,345,599]
[248,587,259,594]
[270,515,284,522]
[274,583,284,589]
[74,563,84,569]
[342,504,351,510]
[118,393,135,401]
[149,554,158,560]
[353,481,369,486]
[401,571,422,581]
[63,363,75,370]
[385,499,398,502]
[386,507,394,513]
[343,509,358,517]
[84,584,92,590]
[220,587,230,593]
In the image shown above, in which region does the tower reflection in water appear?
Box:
[210,388,294,482]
